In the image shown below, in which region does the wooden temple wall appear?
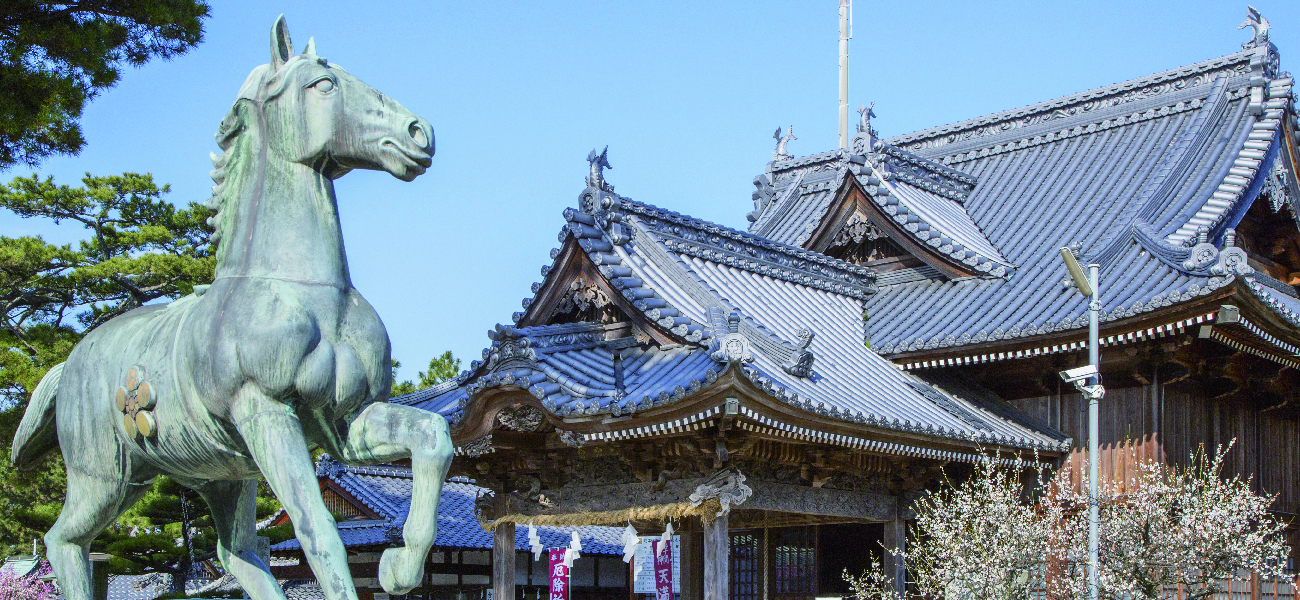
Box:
[1007,381,1300,515]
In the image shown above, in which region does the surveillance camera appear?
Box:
[1059,364,1099,384]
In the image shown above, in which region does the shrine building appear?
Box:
[390,12,1300,600]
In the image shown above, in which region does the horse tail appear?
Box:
[11,362,64,470]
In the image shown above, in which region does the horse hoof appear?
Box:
[379,547,422,594]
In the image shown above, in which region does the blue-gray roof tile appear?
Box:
[273,460,623,555]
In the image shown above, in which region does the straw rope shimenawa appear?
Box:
[480,498,725,531]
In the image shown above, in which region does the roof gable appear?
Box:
[514,233,675,344]
[397,172,1067,453]
[808,34,1300,359]
[749,144,1011,278]
[801,172,989,279]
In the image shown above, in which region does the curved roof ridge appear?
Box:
[1166,74,1292,244]
[854,157,1013,275]
[885,48,1254,154]
[615,196,878,298]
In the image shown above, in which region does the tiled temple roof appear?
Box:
[398,170,1069,452]
[869,43,1294,356]
[270,457,623,554]
[750,145,1011,277]
[741,36,1297,357]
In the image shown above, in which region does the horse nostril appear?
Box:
[408,122,428,149]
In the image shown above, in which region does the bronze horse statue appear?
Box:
[10,17,453,600]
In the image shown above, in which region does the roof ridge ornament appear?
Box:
[747,174,776,223]
[781,328,816,378]
[852,103,878,156]
[708,308,755,365]
[1240,5,1270,50]
[848,105,880,156]
[773,126,796,161]
[586,146,613,192]
[1180,226,1254,276]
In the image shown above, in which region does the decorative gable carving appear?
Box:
[806,178,958,276]
[550,278,620,324]
[826,212,908,266]
[515,237,678,345]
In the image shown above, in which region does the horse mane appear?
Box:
[205,99,256,268]
[206,57,326,269]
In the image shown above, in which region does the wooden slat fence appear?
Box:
[1020,565,1299,600]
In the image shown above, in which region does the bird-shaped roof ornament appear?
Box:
[1240,6,1270,49]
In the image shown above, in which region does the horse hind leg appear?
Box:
[45,469,152,600]
[336,402,453,595]
[194,479,287,600]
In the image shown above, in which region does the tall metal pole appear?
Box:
[1087,263,1100,600]
[838,0,850,148]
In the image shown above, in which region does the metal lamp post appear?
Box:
[1059,247,1104,600]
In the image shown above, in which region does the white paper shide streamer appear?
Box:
[621,524,639,563]
[528,522,542,560]
[562,531,583,567]
[657,521,674,556]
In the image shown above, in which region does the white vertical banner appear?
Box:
[633,535,680,594]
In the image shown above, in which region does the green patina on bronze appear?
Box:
[9,16,452,600]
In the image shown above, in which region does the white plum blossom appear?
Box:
[848,452,1053,600]
[1051,441,1290,600]
[844,441,1288,600]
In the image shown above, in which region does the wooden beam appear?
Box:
[493,522,516,600]
[703,513,728,600]
[493,475,897,523]
[744,480,896,521]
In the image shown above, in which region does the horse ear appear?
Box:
[270,15,293,70]
[302,37,316,56]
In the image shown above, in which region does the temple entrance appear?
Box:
[724,523,882,600]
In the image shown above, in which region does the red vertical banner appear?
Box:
[548,548,570,600]
[653,540,673,600]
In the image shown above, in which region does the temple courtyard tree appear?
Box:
[0,1,211,169]
[391,350,462,396]
[0,173,213,558]
[0,172,215,405]
[845,443,1289,600]
[1054,442,1291,600]
[845,454,1055,600]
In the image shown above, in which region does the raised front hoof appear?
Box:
[379,547,424,594]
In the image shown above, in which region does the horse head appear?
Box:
[231,16,434,182]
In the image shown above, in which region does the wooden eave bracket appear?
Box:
[887,288,1237,368]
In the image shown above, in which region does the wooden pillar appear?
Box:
[762,522,770,600]
[882,511,906,598]
[680,517,704,600]
[703,513,728,600]
[494,522,516,600]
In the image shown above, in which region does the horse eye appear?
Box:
[312,78,335,93]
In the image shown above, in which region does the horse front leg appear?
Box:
[335,402,454,595]
[231,389,358,600]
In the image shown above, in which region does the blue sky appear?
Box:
[2,1,1296,383]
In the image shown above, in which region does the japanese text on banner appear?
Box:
[653,540,673,600]
[548,548,569,600]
